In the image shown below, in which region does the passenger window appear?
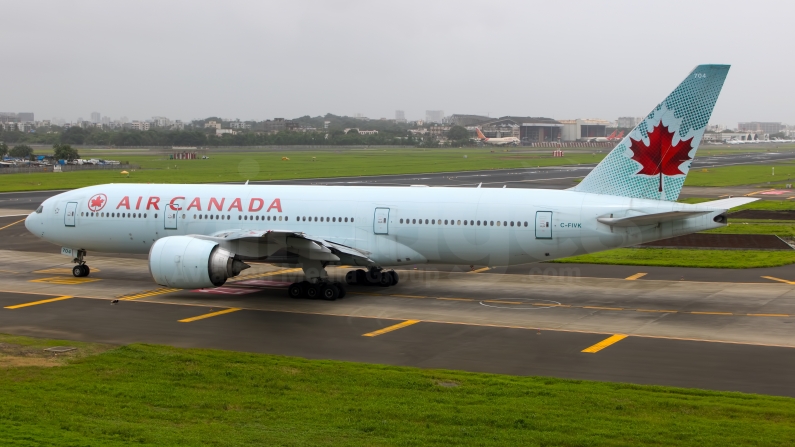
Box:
[432,219,435,224]
[412,219,416,224]
[457,220,461,225]
[524,221,528,227]
[345,217,348,222]
[490,221,494,226]
[351,218,354,222]
[510,221,514,227]
[333,217,336,222]
[285,216,288,221]
[496,221,500,226]
[279,216,283,221]
[464,220,467,226]
[444,219,448,225]
[470,220,474,226]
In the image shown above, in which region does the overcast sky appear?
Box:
[2,0,793,126]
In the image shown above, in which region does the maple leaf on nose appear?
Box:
[629,121,694,177]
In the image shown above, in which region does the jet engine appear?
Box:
[148,236,249,288]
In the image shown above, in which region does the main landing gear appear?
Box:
[71,249,91,278]
[344,268,399,287]
[287,260,347,301]
[287,281,347,301]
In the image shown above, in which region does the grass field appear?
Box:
[0,148,605,192]
[554,248,795,268]
[685,163,795,187]
[2,335,795,446]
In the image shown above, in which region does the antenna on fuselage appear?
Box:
[245,180,249,185]
[503,185,506,189]
[477,183,482,188]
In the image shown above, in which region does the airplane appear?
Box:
[25,64,753,301]
[475,127,520,146]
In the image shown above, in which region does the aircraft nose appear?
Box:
[24,211,36,232]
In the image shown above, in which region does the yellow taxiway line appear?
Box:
[120,288,181,301]
[582,334,628,353]
[762,276,795,285]
[363,319,420,337]
[4,295,73,309]
[625,273,648,280]
[468,267,491,274]
[0,219,25,232]
[178,308,241,323]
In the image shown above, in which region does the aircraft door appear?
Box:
[164,199,182,230]
[535,211,552,239]
[373,208,389,235]
[64,202,77,227]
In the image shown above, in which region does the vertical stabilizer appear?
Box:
[475,128,487,140]
[573,64,729,201]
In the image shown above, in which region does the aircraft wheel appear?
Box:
[306,284,320,300]
[355,269,367,284]
[334,283,347,299]
[378,271,393,287]
[321,283,339,301]
[288,283,303,299]
[72,265,83,277]
[366,269,382,286]
[389,270,399,286]
[345,271,357,285]
[82,265,90,277]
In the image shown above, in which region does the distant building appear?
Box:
[17,112,34,122]
[204,120,221,129]
[395,110,406,123]
[344,128,378,135]
[477,116,563,143]
[216,128,236,136]
[101,116,110,125]
[616,116,642,128]
[229,121,251,129]
[129,121,150,131]
[425,110,444,123]
[738,122,785,134]
[91,112,101,123]
[152,116,171,128]
[263,118,285,133]
[560,119,611,141]
[428,125,450,138]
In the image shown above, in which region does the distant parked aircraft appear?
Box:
[475,128,520,146]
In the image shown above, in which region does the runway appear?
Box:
[1,213,795,396]
[2,150,795,397]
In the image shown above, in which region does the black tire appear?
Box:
[366,269,382,285]
[72,265,83,277]
[334,282,346,299]
[345,271,357,285]
[288,283,303,299]
[306,284,320,299]
[389,270,399,286]
[355,269,367,284]
[321,284,339,301]
[378,271,392,287]
[82,265,90,277]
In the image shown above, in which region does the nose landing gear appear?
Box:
[71,249,91,277]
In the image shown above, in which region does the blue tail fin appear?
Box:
[573,64,730,201]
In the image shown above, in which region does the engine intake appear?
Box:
[149,236,249,288]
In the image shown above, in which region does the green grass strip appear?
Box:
[553,248,795,268]
[1,341,795,446]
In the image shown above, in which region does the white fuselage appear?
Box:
[481,137,520,146]
[26,183,726,267]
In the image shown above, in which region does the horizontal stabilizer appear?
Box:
[696,197,759,209]
[597,210,712,227]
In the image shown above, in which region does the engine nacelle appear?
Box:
[148,236,249,289]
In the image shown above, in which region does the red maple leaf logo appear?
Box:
[87,194,107,212]
[629,121,694,192]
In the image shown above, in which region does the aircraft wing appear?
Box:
[192,229,375,266]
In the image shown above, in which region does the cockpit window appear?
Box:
[36,205,43,214]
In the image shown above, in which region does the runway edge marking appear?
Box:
[178,308,242,323]
[582,334,628,353]
[363,320,421,337]
[4,295,73,309]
